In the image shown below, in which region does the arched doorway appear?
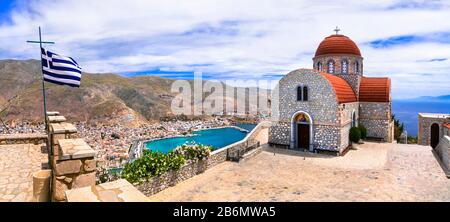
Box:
[430,123,440,149]
[291,111,313,151]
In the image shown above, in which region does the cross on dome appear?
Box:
[334,26,341,35]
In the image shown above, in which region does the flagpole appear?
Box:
[39,26,49,132]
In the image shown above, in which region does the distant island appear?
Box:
[400,95,450,103]
[393,95,450,137]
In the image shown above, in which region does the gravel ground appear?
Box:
[149,142,450,202]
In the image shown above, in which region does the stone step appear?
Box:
[240,147,262,162]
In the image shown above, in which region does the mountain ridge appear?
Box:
[0,59,269,126]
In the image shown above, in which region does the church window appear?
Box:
[303,86,308,101]
[351,110,357,127]
[297,86,302,101]
[297,86,308,101]
[354,61,359,73]
[341,59,348,74]
[327,60,335,74]
[317,62,323,71]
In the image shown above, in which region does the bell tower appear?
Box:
[312,27,364,97]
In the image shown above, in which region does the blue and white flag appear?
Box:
[41,48,82,87]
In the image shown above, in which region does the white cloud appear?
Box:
[0,0,450,99]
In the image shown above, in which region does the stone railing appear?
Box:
[29,111,149,202]
[435,135,450,177]
[134,121,271,196]
[45,114,97,202]
[0,133,47,145]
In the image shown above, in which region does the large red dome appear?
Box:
[315,34,361,57]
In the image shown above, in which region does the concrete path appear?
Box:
[149,142,450,202]
[0,144,48,202]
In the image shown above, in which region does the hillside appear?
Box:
[0,60,269,126]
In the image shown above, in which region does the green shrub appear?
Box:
[121,144,212,183]
[173,144,213,161]
[349,127,361,143]
[121,151,185,183]
[358,124,367,140]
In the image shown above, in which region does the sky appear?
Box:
[0,0,449,99]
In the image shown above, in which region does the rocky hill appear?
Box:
[0,60,270,126]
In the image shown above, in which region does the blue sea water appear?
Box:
[392,100,450,137]
[236,123,257,132]
[145,127,250,153]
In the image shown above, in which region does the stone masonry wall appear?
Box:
[436,135,450,173]
[312,54,364,75]
[269,122,290,146]
[48,118,96,202]
[0,134,47,145]
[359,102,392,142]
[270,69,341,151]
[418,115,449,146]
[338,102,359,150]
[335,74,361,99]
[314,124,340,151]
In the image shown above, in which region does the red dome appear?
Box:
[315,34,361,57]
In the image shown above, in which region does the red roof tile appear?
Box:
[444,123,450,129]
[320,72,357,104]
[359,77,391,102]
[315,34,361,57]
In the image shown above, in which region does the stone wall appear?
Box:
[436,135,450,173]
[47,116,97,202]
[270,69,342,151]
[135,160,208,196]
[335,74,361,98]
[268,121,290,146]
[314,124,341,151]
[273,69,339,123]
[418,114,450,146]
[338,102,359,150]
[359,102,392,142]
[0,134,47,145]
[312,54,364,75]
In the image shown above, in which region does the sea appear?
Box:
[392,100,450,137]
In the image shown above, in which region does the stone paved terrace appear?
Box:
[0,144,48,202]
[65,179,149,202]
[150,142,450,202]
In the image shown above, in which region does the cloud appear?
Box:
[0,0,449,99]
[368,32,450,48]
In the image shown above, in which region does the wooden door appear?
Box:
[297,124,310,149]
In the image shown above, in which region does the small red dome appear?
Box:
[315,34,361,57]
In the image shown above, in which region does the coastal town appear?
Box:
[0,1,449,214]
[1,117,237,171]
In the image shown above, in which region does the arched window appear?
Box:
[351,110,357,127]
[341,59,348,74]
[354,61,359,73]
[327,60,335,74]
[317,62,323,71]
[303,86,308,101]
[296,86,308,101]
[297,86,302,101]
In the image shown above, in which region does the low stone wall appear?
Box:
[135,160,208,196]
[436,135,450,173]
[134,121,271,196]
[0,134,47,145]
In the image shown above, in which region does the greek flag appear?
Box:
[41,48,82,87]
